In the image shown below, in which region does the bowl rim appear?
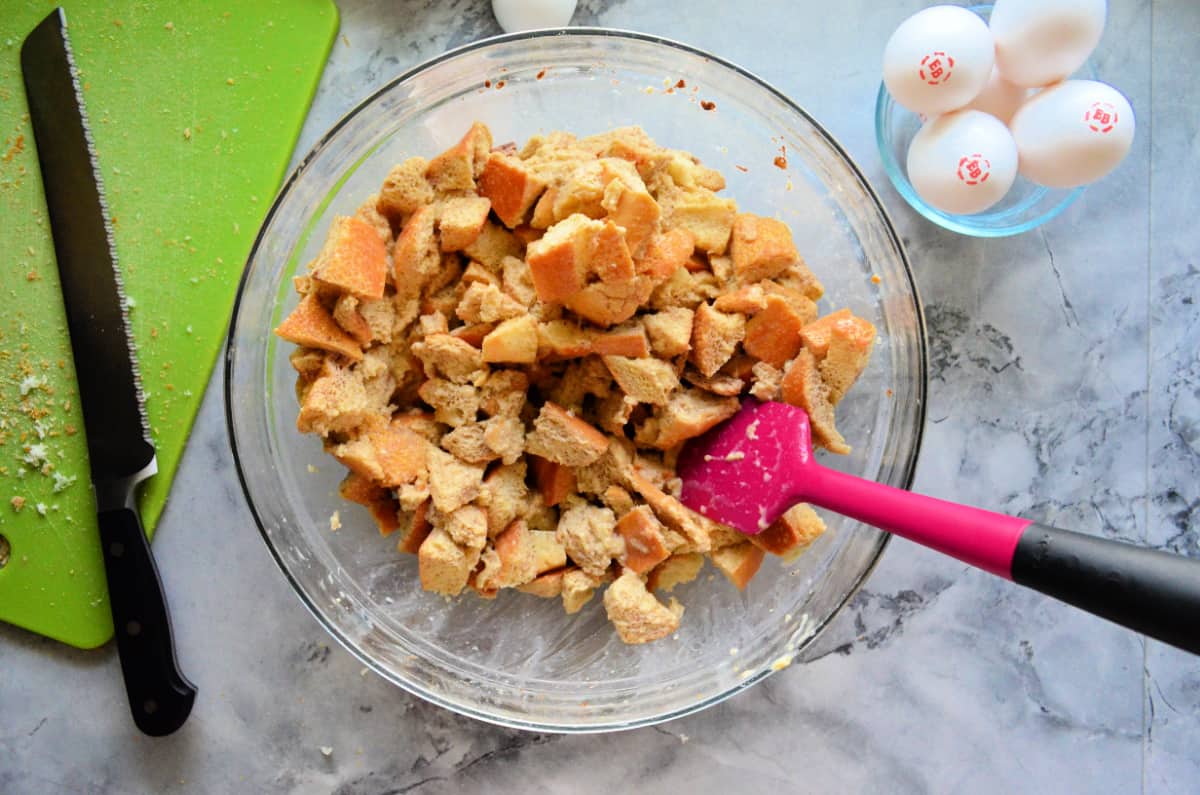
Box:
[224,25,929,733]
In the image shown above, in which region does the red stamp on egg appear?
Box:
[920,52,954,86]
[1085,101,1118,133]
[957,154,990,186]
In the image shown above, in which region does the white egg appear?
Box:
[1009,79,1134,189]
[883,5,994,116]
[962,67,1028,124]
[990,0,1107,88]
[491,0,577,34]
[906,110,1019,215]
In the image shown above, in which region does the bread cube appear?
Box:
[524,402,610,466]
[530,455,577,507]
[482,315,539,364]
[781,348,850,454]
[646,552,705,592]
[275,292,363,362]
[743,294,807,366]
[418,526,474,595]
[615,506,671,574]
[709,542,765,591]
[310,215,389,300]
[338,471,400,536]
[642,307,694,357]
[729,213,800,283]
[438,196,492,252]
[425,121,492,193]
[603,355,680,406]
[750,503,827,560]
[478,152,547,228]
[690,302,746,377]
[377,157,434,222]
[603,569,682,644]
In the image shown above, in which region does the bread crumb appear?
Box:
[770,653,795,671]
[307,464,318,474]
[745,419,760,440]
[319,746,333,757]
[330,511,341,531]
[10,496,25,512]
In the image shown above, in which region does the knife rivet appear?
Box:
[109,541,124,558]
[126,620,142,637]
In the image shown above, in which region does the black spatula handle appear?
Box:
[98,507,196,736]
[1011,523,1200,654]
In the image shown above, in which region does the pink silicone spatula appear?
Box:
[677,400,1200,655]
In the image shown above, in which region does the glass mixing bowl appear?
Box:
[226,29,927,732]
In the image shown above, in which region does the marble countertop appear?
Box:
[4,1,1197,792]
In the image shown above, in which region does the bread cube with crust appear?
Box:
[530,529,568,573]
[590,322,650,358]
[561,568,605,614]
[500,256,538,306]
[615,506,671,574]
[440,422,497,464]
[482,315,539,364]
[461,260,501,288]
[690,302,746,377]
[627,470,712,553]
[525,213,599,304]
[332,415,429,488]
[276,293,363,362]
[638,388,739,450]
[377,157,434,223]
[743,294,807,366]
[750,503,826,560]
[566,275,651,327]
[478,152,547,228]
[310,215,389,301]
[536,320,593,360]
[710,542,765,590]
[713,283,767,315]
[729,213,800,283]
[396,499,433,554]
[636,227,695,283]
[643,307,694,357]
[525,402,610,466]
[481,414,525,464]
[595,392,637,435]
[530,455,576,507]
[659,186,737,254]
[438,196,492,252]
[684,368,744,397]
[425,121,492,193]
[479,461,529,537]
[603,569,682,644]
[556,502,622,577]
[600,160,661,253]
[426,446,487,513]
[602,355,680,406]
[781,348,850,454]
[338,471,401,536]
[354,192,393,245]
[517,569,566,598]
[333,295,373,346]
[774,260,825,301]
[647,552,704,592]
[820,315,875,404]
[418,526,475,595]
[392,206,441,298]
[491,519,539,587]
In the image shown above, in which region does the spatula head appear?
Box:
[677,400,815,535]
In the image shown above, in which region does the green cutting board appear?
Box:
[0,0,338,648]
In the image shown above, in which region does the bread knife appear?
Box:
[21,8,196,736]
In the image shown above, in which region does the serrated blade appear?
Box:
[21,8,155,489]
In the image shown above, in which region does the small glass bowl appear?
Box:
[874,4,1085,237]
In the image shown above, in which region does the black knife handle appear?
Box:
[1011,523,1200,655]
[99,507,196,736]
